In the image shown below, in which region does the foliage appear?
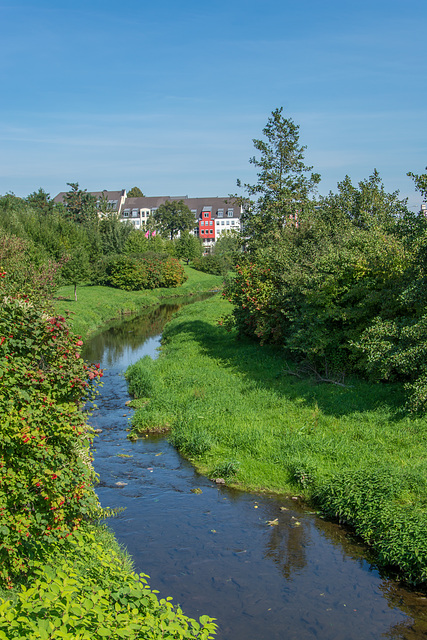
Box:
[127,186,145,198]
[236,107,320,248]
[0,236,217,634]
[0,269,103,586]
[53,267,223,339]
[0,526,217,639]
[25,188,54,216]
[175,232,202,265]
[104,253,186,291]
[224,165,427,405]
[0,234,64,309]
[192,255,228,277]
[98,215,134,255]
[125,294,427,585]
[316,170,410,233]
[212,229,242,270]
[407,167,427,202]
[153,200,196,241]
[124,230,168,255]
[61,246,92,301]
[63,183,98,226]
[315,466,427,584]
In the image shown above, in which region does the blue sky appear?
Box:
[1,0,426,208]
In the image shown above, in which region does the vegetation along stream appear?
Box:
[83,302,427,640]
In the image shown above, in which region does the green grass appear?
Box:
[126,294,427,585]
[53,266,223,339]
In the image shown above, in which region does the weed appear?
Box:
[211,460,239,479]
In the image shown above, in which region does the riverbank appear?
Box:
[126,294,427,586]
[54,266,223,340]
[0,272,219,639]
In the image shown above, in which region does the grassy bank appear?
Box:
[54,267,223,339]
[126,294,427,586]
[0,269,219,639]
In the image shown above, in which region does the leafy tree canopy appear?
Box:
[407,168,427,203]
[175,231,202,264]
[127,186,145,198]
[152,200,196,240]
[26,188,54,215]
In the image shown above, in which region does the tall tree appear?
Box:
[152,200,196,240]
[237,107,320,247]
[175,231,202,264]
[127,186,145,198]
[63,183,97,225]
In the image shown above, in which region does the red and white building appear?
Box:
[54,190,242,251]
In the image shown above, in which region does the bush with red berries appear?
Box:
[0,261,103,586]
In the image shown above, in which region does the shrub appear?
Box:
[0,274,103,586]
[192,255,228,276]
[102,253,186,291]
[0,526,217,639]
[314,466,427,584]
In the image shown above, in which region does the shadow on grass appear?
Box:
[163,318,408,421]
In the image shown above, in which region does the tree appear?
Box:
[175,231,202,264]
[316,170,410,235]
[407,168,427,202]
[152,200,196,240]
[26,188,54,215]
[127,186,145,198]
[61,245,92,301]
[237,107,320,247]
[213,229,242,268]
[98,215,133,255]
[63,183,97,225]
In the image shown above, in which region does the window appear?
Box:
[231,220,235,225]
[226,221,230,225]
[227,208,234,217]
[217,209,224,217]
[123,209,130,217]
[209,220,213,225]
[132,208,139,217]
[204,212,209,218]
[201,220,204,225]
[221,221,225,225]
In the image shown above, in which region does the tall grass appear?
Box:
[126,294,427,585]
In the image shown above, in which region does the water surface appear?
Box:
[83,304,427,640]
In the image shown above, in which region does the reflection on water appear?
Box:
[84,302,427,640]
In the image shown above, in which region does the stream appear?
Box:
[83,302,427,640]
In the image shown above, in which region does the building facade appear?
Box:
[54,190,242,251]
